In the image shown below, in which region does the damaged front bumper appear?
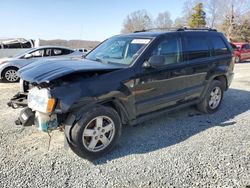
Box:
[15,107,59,132]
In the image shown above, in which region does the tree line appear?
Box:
[121,0,250,42]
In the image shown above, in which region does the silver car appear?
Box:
[0,46,84,82]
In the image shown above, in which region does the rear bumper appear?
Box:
[227,72,234,88]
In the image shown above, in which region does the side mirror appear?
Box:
[24,54,33,59]
[143,55,165,68]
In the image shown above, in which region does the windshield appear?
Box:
[85,36,151,65]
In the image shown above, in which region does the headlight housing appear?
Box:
[28,87,56,113]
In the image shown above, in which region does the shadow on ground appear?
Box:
[93,88,250,164]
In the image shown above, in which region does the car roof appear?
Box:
[35,46,73,50]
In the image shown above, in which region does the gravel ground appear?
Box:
[0,63,250,187]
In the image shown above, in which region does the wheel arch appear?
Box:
[101,99,130,125]
[213,75,228,91]
[1,66,19,78]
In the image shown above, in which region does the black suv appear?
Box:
[9,28,234,160]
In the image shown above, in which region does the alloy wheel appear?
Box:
[82,116,115,152]
[209,86,222,109]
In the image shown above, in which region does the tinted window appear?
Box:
[184,36,210,60]
[21,42,32,48]
[45,49,51,56]
[150,37,181,65]
[30,49,44,58]
[242,44,250,50]
[7,43,22,49]
[210,36,229,56]
[52,49,63,56]
[63,49,73,55]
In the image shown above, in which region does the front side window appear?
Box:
[149,37,181,65]
[85,37,152,65]
[30,49,44,58]
[184,36,210,60]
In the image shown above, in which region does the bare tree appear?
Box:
[204,0,223,28]
[155,11,173,29]
[174,17,186,27]
[219,0,250,39]
[121,10,152,33]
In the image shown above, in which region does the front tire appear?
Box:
[68,106,122,160]
[2,67,19,83]
[197,80,224,114]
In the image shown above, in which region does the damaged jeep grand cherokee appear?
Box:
[9,28,234,160]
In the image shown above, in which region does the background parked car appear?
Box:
[0,38,36,58]
[231,42,250,63]
[0,46,84,82]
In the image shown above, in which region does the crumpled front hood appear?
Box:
[18,58,124,84]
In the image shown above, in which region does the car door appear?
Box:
[133,34,189,116]
[181,32,212,101]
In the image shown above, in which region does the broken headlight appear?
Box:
[28,87,56,113]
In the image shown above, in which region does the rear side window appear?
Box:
[21,42,32,48]
[210,36,229,56]
[150,36,181,65]
[183,36,210,60]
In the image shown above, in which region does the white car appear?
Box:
[0,46,84,82]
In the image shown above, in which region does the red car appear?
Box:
[231,42,250,63]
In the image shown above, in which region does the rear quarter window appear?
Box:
[210,36,229,56]
[183,35,210,60]
[62,49,73,55]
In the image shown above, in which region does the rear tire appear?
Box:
[2,67,19,83]
[197,80,224,114]
[68,106,122,160]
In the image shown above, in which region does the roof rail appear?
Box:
[133,27,185,33]
[133,27,217,33]
[177,27,217,31]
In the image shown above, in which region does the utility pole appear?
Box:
[227,3,235,41]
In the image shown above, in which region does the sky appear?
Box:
[1,0,186,41]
